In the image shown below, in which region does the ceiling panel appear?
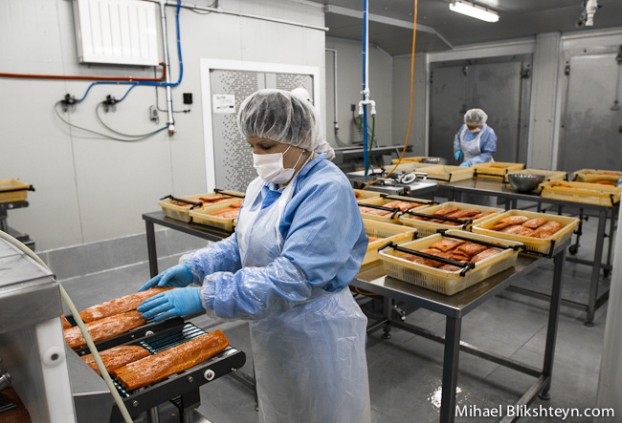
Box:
[313,0,622,55]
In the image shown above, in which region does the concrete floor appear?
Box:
[59,214,617,423]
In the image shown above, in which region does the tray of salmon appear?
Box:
[159,189,245,223]
[378,230,523,295]
[472,162,525,179]
[189,199,244,231]
[572,169,622,186]
[539,181,621,207]
[358,195,435,223]
[362,219,417,265]
[398,202,502,236]
[472,210,579,256]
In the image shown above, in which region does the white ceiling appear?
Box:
[308,0,622,55]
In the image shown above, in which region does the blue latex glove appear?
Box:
[454,150,463,161]
[617,176,622,186]
[138,263,194,291]
[459,161,471,167]
[137,287,204,321]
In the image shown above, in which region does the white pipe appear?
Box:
[144,0,328,32]
[158,0,176,135]
[0,230,134,423]
[326,48,339,130]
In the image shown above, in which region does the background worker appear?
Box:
[137,89,371,423]
[453,108,497,167]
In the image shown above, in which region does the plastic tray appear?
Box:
[0,179,33,203]
[572,169,622,186]
[540,181,621,207]
[472,210,579,256]
[358,195,434,223]
[379,230,522,295]
[399,202,503,237]
[189,199,244,231]
[160,193,241,223]
[353,189,382,202]
[418,165,474,183]
[362,219,417,265]
[473,162,525,179]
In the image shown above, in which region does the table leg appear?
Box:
[606,207,616,270]
[145,220,159,278]
[586,208,607,326]
[440,316,461,423]
[540,248,565,399]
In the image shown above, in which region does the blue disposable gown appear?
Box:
[182,155,371,423]
[453,123,497,165]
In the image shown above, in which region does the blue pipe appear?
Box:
[362,0,369,176]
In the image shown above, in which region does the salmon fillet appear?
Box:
[521,218,547,229]
[79,288,173,323]
[501,225,535,236]
[112,330,229,391]
[531,221,563,239]
[454,242,488,258]
[491,215,530,231]
[383,200,425,211]
[428,238,466,252]
[470,248,502,263]
[64,311,147,349]
[359,206,391,216]
[471,210,496,220]
[445,209,481,219]
[81,345,150,375]
[433,207,461,217]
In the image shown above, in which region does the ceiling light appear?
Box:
[449,1,499,23]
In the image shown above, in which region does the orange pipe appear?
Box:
[0,64,166,82]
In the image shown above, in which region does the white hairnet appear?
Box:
[238,89,322,151]
[291,87,312,104]
[464,108,488,126]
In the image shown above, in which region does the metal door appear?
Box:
[429,58,529,163]
[208,70,314,192]
[558,51,622,172]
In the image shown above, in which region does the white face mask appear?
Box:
[252,145,305,185]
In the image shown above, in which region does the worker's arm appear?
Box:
[199,174,366,320]
[181,232,242,283]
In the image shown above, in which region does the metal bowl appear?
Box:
[423,156,447,165]
[507,173,545,192]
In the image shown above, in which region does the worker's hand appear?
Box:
[138,263,194,291]
[454,150,463,161]
[459,161,471,167]
[617,176,622,186]
[137,287,203,321]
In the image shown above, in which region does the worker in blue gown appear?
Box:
[137,89,371,423]
[453,108,497,167]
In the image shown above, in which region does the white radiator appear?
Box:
[73,0,159,66]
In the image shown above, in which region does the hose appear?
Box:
[0,230,134,423]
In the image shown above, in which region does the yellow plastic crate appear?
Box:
[472,210,579,256]
[363,219,417,265]
[540,181,621,207]
[353,189,382,202]
[189,199,244,231]
[160,193,242,223]
[399,202,503,237]
[0,179,33,203]
[358,195,434,223]
[473,162,525,179]
[379,230,522,296]
[418,165,474,183]
[572,169,622,186]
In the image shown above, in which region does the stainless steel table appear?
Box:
[352,242,567,423]
[435,178,617,325]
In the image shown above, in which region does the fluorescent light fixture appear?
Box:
[449,1,499,23]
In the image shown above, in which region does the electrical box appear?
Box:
[73,0,159,66]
